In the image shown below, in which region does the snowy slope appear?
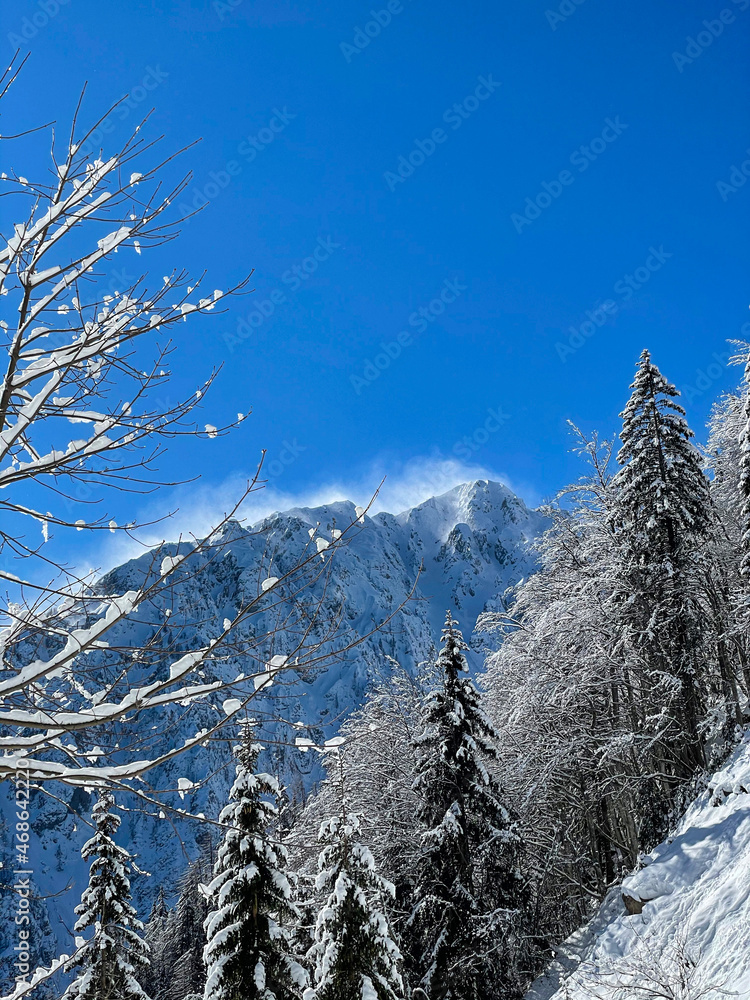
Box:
[531,733,750,1000]
[0,479,546,979]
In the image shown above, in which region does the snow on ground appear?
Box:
[531,732,750,1000]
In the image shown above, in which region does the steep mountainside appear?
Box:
[530,734,750,1000]
[1,479,546,973]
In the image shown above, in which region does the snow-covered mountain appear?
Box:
[100,477,547,752]
[530,733,750,1000]
[1,479,546,974]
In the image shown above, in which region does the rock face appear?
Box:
[1,479,547,967]
[621,894,647,915]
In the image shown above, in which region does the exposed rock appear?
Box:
[622,893,650,915]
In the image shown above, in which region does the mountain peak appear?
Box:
[395,479,531,542]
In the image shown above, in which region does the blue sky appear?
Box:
[4,0,750,566]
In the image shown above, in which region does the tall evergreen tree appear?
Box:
[407,613,527,1000]
[611,349,713,782]
[63,790,150,1000]
[305,813,403,1000]
[140,889,171,1000]
[203,734,306,1000]
[168,854,211,1000]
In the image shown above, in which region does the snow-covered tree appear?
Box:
[408,613,527,1000]
[63,790,150,1000]
[140,889,171,1000]
[483,430,646,923]
[737,346,750,583]
[165,853,212,1000]
[706,371,750,708]
[482,392,750,958]
[470,346,750,975]
[203,734,306,1000]
[0,53,380,796]
[0,58,397,1000]
[286,663,424,935]
[306,813,403,1000]
[610,349,713,778]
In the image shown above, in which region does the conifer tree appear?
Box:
[611,349,713,779]
[407,612,527,1000]
[168,857,211,1000]
[305,813,403,1000]
[141,889,171,1000]
[63,790,150,1000]
[203,734,306,1000]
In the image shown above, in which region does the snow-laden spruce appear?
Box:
[610,349,713,791]
[166,854,213,1000]
[203,735,307,1000]
[63,790,150,1000]
[141,889,171,1000]
[481,351,750,959]
[305,812,403,1000]
[408,612,528,1000]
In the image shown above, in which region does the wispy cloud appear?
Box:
[63,454,541,575]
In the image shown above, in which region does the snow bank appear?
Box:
[531,733,750,1000]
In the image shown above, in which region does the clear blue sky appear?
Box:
[4,0,750,564]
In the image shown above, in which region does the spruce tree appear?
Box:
[63,790,150,1000]
[407,612,527,1000]
[305,813,402,1000]
[168,857,210,1000]
[611,349,713,781]
[203,735,306,1000]
[141,889,171,1000]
